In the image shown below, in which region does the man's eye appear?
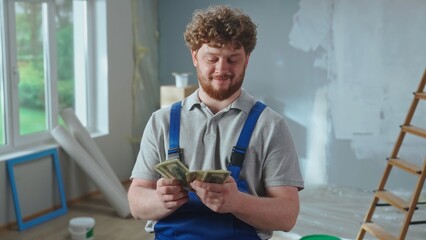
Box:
[207,58,217,63]
[228,58,239,64]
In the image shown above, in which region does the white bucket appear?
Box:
[68,217,95,240]
[172,72,191,87]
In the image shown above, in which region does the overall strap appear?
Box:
[230,101,267,167]
[168,101,182,159]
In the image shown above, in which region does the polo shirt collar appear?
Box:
[184,88,255,114]
[229,89,255,114]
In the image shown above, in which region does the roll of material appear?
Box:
[52,126,131,218]
[60,108,125,193]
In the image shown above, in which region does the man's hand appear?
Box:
[156,178,189,210]
[189,176,240,213]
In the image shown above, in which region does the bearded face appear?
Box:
[196,64,246,101]
[192,44,249,101]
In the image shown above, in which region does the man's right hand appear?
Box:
[156,178,189,210]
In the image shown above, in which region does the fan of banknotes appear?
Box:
[155,159,230,186]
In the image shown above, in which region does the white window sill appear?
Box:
[0,130,108,162]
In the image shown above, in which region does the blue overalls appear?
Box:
[154,101,266,240]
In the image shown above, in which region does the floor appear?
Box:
[0,185,424,240]
[276,185,426,240]
[0,193,153,240]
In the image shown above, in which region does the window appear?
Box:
[0,0,108,153]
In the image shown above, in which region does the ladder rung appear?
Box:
[375,190,410,211]
[388,158,422,175]
[361,222,397,240]
[375,203,419,211]
[410,220,426,225]
[414,92,426,100]
[401,125,426,138]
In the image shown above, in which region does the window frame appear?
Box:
[0,0,108,156]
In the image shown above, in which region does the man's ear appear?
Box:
[191,50,198,67]
[245,54,251,67]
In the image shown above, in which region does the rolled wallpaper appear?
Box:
[52,126,130,218]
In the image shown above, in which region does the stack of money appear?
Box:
[155,159,230,185]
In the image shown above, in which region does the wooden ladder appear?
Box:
[357,68,426,240]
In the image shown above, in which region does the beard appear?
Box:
[197,68,245,101]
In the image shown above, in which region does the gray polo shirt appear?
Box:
[131,89,304,238]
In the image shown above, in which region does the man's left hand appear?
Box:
[189,176,241,213]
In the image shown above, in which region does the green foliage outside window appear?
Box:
[17,2,75,112]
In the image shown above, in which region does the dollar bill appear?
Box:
[154,159,230,185]
[200,169,230,184]
[185,170,204,183]
[155,159,190,185]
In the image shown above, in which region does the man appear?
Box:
[128,5,304,240]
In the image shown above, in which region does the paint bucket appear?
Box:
[68,217,95,240]
[300,235,341,240]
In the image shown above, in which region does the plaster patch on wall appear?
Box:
[289,0,332,52]
[290,0,426,164]
[304,86,329,185]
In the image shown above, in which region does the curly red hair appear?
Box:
[184,5,257,54]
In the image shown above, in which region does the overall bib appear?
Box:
[154,101,266,240]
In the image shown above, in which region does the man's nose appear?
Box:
[215,59,229,73]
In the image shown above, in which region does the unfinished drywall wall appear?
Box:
[158,0,426,190]
[289,0,426,188]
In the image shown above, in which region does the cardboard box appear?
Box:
[160,85,198,108]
